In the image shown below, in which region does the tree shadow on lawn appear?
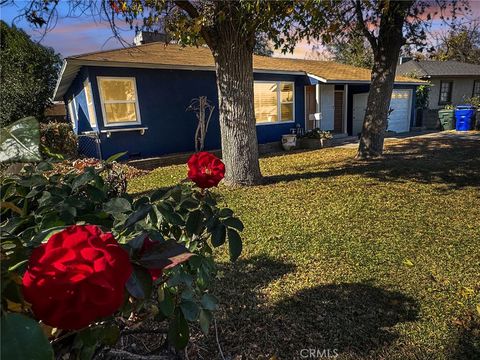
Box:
[209,256,419,359]
[446,311,480,360]
[264,137,480,191]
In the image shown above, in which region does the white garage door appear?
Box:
[352,90,412,135]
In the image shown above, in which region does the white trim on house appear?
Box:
[256,121,296,126]
[99,127,148,137]
[67,97,78,130]
[343,84,348,134]
[53,60,69,101]
[96,76,142,127]
[83,79,98,129]
[254,80,295,125]
[306,73,424,86]
[306,73,328,84]
[315,84,321,113]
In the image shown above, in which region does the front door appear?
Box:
[305,85,316,130]
[334,90,344,133]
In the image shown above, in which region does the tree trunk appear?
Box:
[356,1,412,159]
[356,50,400,158]
[210,27,262,185]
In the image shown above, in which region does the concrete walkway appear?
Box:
[335,130,480,148]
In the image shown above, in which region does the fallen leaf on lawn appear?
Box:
[403,259,414,267]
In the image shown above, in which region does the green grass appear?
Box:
[129,135,480,359]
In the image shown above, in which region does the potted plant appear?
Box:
[281,133,298,151]
[298,129,333,149]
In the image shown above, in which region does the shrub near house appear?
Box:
[1,135,243,358]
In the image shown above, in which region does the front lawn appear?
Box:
[129,135,480,359]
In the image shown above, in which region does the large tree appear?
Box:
[329,31,374,69]
[431,22,480,64]
[351,0,414,158]
[0,20,61,127]
[11,0,303,185]
[302,0,464,159]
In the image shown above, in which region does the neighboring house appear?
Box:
[397,60,480,128]
[44,101,66,122]
[54,43,422,159]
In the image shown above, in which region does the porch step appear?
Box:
[332,133,350,139]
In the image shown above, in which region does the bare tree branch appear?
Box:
[173,1,199,19]
[353,0,377,51]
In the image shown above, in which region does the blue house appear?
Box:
[53,43,423,160]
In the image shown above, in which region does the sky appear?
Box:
[1,1,479,59]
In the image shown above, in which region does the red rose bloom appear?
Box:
[187,152,225,189]
[22,225,132,330]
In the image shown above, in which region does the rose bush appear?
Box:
[22,225,132,330]
[1,147,243,359]
[187,151,225,189]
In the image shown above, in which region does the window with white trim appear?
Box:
[84,80,97,128]
[254,81,294,124]
[97,77,141,125]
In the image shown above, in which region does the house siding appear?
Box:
[428,77,480,110]
[66,66,308,159]
[64,68,92,134]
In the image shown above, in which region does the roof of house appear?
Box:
[54,42,424,100]
[397,60,480,78]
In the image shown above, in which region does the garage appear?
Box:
[352,89,413,135]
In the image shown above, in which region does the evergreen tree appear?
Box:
[0,21,61,127]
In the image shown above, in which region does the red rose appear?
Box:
[22,225,132,330]
[187,152,225,189]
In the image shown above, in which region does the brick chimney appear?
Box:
[133,31,171,46]
[398,56,413,65]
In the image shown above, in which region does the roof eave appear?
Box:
[52,60,68,101]
[53,59,308,100]
[53,59,85,101]
[53,59,425,101]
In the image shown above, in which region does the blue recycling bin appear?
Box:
[455,106,476,131]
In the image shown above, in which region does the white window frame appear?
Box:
[97,76,142,127]
[83,80,98,128]
[67,97,78,128]
[473,80,480,97]
[254,80,295,126]
[439,80,453,105]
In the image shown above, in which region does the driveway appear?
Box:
[336,130,480,148]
